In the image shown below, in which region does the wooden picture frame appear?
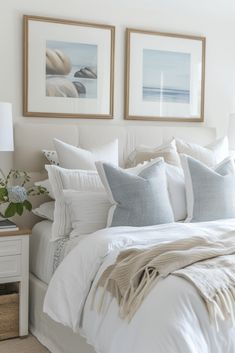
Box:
[23,15,115,119]
[125,28,206,122]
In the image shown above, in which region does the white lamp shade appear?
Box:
[0,102,14,151]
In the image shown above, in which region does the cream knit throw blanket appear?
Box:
[94,231,235,328]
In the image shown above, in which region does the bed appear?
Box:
[14,122,222,353]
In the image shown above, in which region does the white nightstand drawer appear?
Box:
[0,239,22,257]
[0,255,21,278]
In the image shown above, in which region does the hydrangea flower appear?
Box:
[7,186,27,203]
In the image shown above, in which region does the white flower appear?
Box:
[7,186,27,203]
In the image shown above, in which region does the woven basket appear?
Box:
[0,293,19,340]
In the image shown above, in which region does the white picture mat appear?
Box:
[129,32,203,119]
[28,20,112,115]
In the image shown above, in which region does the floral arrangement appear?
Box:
[0,170,48,218]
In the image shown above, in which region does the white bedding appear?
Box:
[30,221,55,284]
[44,219,235,353]
[30,220,80,284]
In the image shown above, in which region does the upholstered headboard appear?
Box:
[14,122,216,171]
[13,122,216,227]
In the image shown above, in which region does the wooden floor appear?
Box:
[0,334,50,353]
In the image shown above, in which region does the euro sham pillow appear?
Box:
[181,155,235,222]
[46,165,104,241]
[54,138,119,170]
[63,190,110,238]
[96,158,174,227]
[126,139,180,168]
[32,201,55,222]
[176,136,229,167]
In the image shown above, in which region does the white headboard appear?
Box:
[13,122,216,227]
[14,122,216,171]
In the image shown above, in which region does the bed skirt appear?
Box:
[29,273,95,353]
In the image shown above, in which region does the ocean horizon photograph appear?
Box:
[125,28,205,122]
[142,49,191,104]
[46,40,98,99]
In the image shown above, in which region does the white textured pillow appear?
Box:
[33,201,55,221]
[63,190,110,238]
[166,164,186,221]
[175,136,229,167]
[46,165,103,241]
[35,179,54,199]
[54,138,119,170]
[126,139,180,168]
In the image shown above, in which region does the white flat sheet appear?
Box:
[44,219,235,353]
[30,221,55,284]
[30,220,81,284]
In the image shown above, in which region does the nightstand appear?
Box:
[0,229,31,338]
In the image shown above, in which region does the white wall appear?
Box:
[1,0,235,170]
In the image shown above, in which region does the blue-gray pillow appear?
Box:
[181,155,235,222]
[96,159,174,227]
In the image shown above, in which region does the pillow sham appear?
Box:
[166,164,186,221]
[96,158,174,227]
[63,190,110,238]
[33,201,55,221]
[176,136,229,167]
[125,139,180,168]
[181,155,235,222]
[54,138,119,170]
[126,161,186,222]
[42,150,59,165]
[46,165,103,241]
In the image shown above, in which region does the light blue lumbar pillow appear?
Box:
[96,158,174,227]
[181,155,235,222]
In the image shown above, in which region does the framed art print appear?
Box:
[125,28,206,122]
[23,15,115,119]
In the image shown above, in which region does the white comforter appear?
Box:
[44,219,235,353]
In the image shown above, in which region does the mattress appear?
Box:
[30,220,81,284]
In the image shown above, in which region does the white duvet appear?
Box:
[44,219,235,353]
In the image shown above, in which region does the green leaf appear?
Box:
[23,200,32,211]
[0,188,7,201]
[4,203,17,218]
[16,203,24,216]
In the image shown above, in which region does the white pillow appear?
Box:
[46,165,103,241]
[125,139,180,168]
[166,164,186,221]
[54,138,119,170]
[175,136,229,167]
[63,190,110,238]
[35,179,54,199]
[33,201,55,221]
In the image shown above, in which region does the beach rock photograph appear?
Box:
[45,41,97,98]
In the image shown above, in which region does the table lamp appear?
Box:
[0,102,14,177]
